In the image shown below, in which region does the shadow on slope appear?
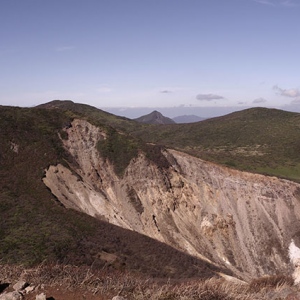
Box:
[0,104,227,280]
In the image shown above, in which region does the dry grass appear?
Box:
[249,274,294,292]
[0,263,297,300]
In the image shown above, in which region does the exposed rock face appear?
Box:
[43,119,300,281]
[12,281,27,292]
[0,291,23,300]
[35,293,46,300]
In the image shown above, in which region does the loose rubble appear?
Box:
[0,280,39,300]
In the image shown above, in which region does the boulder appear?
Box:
[24,286,35,294]
[12,281,28,292]
[0,291,23,300]
[35,293,46,300]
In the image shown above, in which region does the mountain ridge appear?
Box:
[0,104,223,279]
[42,116,300,281]
[172,114,205,123]
[2,100,300,283]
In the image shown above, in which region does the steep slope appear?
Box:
[43,117,300,281]
[38,102,300,182]
[134,110,175,124]
[4,101,300,283]
[0,105,223,279]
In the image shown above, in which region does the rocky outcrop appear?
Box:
[0,280,33,300]
[0,291,23,300]
[35,293,46,300]
[43,119,300,281]
[0,279,49,300]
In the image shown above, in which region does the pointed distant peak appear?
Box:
[134,110,176,125]
[150,110,163,117]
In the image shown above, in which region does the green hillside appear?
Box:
[132,107,300,181]
[2,100,300,276]
[0,104,220,279]
[37,100,145,133]
[34,101,300,181]
[32,101,300,181]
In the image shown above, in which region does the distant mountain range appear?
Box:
[134,110,205,124]
[172,114,205,123]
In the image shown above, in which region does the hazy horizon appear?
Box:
[3,99,300,119]
[101,103,300,119]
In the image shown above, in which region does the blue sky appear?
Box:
[1,0,300,117]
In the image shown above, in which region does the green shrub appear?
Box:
[97,128,139,177]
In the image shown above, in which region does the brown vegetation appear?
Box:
[3,102,300,299]
[0,263,297,300]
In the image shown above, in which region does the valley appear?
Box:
[43,117,300,281]
[2,101,300,299]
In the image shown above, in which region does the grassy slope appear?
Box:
[38,100,170,176]
[37,100,145,133]
[131,107,300,181]
[36,101,300,180]
[3,101,300,277]
[0,105,223,279]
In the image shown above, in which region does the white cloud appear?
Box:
[158,86,187,94]
[95,84,113,93]
[253,0,275,5]
[281,0,299,6]
[196,94,224,101]
[290,99,300,105]
[253,97,267,103]
[273,85,300,98]
[253,0,299,6]
[96,87,112,93]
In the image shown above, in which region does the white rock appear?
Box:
[35,293,46,300]
[0,291,23,300]
[13,281,27,291]
[24,285,35,294]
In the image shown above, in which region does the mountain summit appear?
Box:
[134,110,175,124]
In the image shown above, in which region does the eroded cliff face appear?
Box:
[43,119,300,281]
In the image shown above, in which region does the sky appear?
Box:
[1,0,300,118]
